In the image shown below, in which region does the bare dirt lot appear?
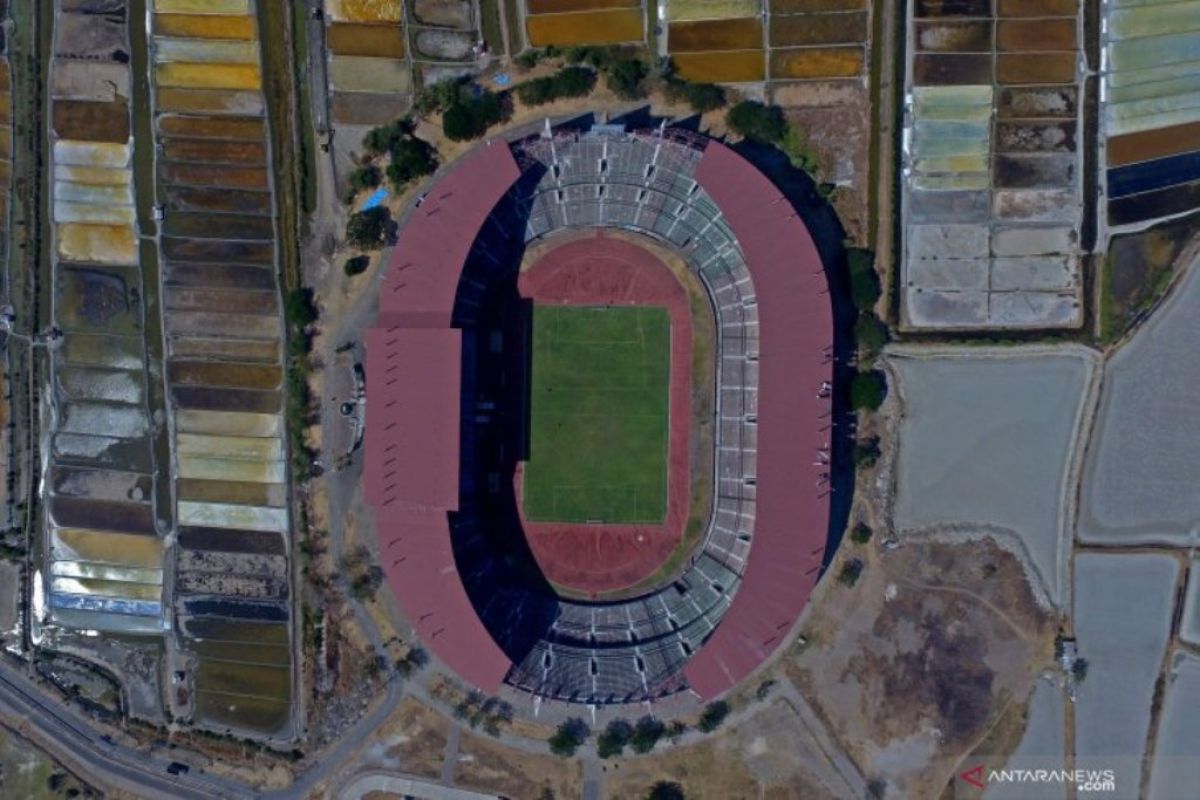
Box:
[454,731,583,798]
[787,536,1055,797]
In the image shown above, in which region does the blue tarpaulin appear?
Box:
[363,186,390,209]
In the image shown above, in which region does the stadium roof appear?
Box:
[378,140,522,329]
[682,141,831,698]
[363,141,519,692]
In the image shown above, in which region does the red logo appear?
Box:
[960,764,986,789]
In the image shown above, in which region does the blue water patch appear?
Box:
[1108,148,1200,199]
[51,592,162,617]
[494,73,510,86]
[363,187,390,209]
[185,599,289,622]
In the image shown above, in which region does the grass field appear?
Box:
[524,305,670,523]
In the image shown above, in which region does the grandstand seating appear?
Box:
[451,128,764,704]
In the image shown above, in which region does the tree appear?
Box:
[697,700,729,733]
[386,136,437,189]
[347,164,382,194]
[1072,657,1089,683]
[684,82,725,113]
[345,207,392,250]
[597,718,634,758]
[413,79,463,115]
[847,248,881,311]
[517,66,596,106]
[362,118,413,155]
[548,717,590,756]
[850,370,887,412]
[855,313,889,355]
[853,436,881,468]
[343,255,369,277]
[726,101,787,144]
[630,715,666,754]
[839,558,864,586]
[647,781,686,800]
[605,58,649,100]
[285,287,319,329]
[442,91,505,141]
[849,522,874,544]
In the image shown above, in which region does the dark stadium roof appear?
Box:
[682,142,830,698]
[363,141,520,693]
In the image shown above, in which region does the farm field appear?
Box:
[523,305,670,524]
[901,0,1084,329]
[1074,553,1178,799]
[526,8,644,47]
[666,0,763,82]
[1148,654,1200,799]
[889,348,1095,605]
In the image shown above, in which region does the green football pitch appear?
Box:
[523,305,670,524]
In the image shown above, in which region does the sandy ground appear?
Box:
[788,535,1054,798]
[453,731,583,799]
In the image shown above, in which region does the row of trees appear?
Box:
[548,700,730,758]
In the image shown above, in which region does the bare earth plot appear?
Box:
[1073,553,1178,798]
[1080,253,1200,546]
[889,346,1098,606]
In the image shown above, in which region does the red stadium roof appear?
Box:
[378,141,522,329]
[363,142,520,693]
[682,141,831,698]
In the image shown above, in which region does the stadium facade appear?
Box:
[363,123,833,705]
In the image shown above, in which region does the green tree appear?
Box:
[850,370,887,412]
[343,255,370,277]
[414,78,463,115]
[647,781,686,800]
[442,91,505,141]
[605,57,649,100]
[548,717,590,756]
[597,718,634,758]
[630,715,666,754]
[697,700,729,733]
[386,136,438,189]
[345,207,392,250]
[285,287,318,329]
[362,118,413,155]
[516,66,596,106]
[684,82,725,113]
[855,313,889,355]
[846,248,881,311]
[853,436,881,468]
[726,101,787,144]
[849,522,874,544]
[347,164,382,194]
[838,558,864,586]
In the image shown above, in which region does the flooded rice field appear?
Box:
[901,0,1084,329]
[1148,654,1200,799]
[1074,553,1178,798]
[1102,1,1200,225]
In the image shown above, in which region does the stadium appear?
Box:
[363,122,834,706]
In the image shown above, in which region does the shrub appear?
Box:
[362,118,412,155]
[516,66,596,106]
[727,101,787,144]
[345,206,392,250]
[850,370,887,412]
[855,313,889,355]
[853,437,881,468]
[1072,657,1089,683]
[782,125,818,174]
[347,164,382,193]
[442,91,505,141]
[597,718,634,758]
[697,700,729,733]
[846,248,881,311]
[850,522,873,544]
[285,287,319,330]
[343,255,369,277]
[548,717,590,756]
[386,136,437,189]
[605,57,649,100]
[514,49,543,70]
[647,782,686,800]
[414,78,463,115]
[630,715,666,754]
[838,558,864,586]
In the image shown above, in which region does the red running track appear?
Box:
[515,232,694,597]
